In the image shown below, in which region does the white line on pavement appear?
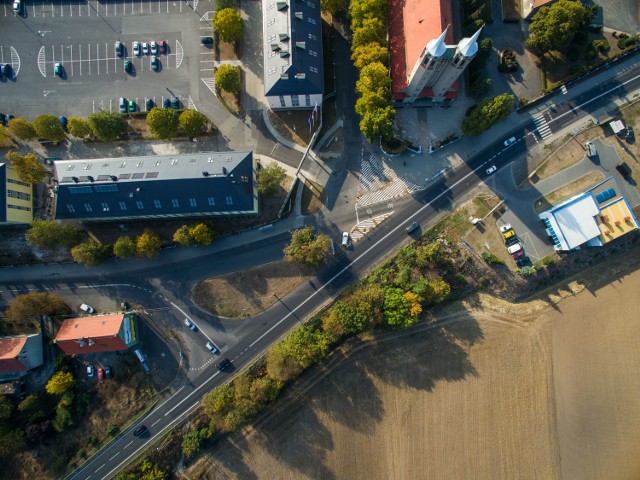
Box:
[164,371,219,417]
[109,453,118,461]
[125,440,133,448]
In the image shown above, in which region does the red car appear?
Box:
[97,368,105,383]
[157,40,166,54]
[511,250,524,260]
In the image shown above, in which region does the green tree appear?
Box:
[139,460,168,480]
[146,108,179,140]
[202,384,235,422]
[179,110,209,137]
[422,277,451,304]
[0,395,12,421]
[5,151,46,185]
[136,229,161,259]
[383,287,419,328]
[527,0,589,55]
[349,0,387,30]
[283,226,331,267]
[461,93,515,136]
[355,90,389,117]
[113,235,136,259]
[173,225,193,246]
[25,219,81,250]
[52,394,75,432]
[71,240,112,267]
[359,105,395,142]
[256,163,286,195]
[355,62,391,96]
[182,426,214,458]
[331,300,369,334]
[215,0,237,9]
[189,223,215,245]
[215,64,241,94]
[249,376,282,404]
[46,371,75,395]
[266,324,331,382]
[214,8,244,43]
[88,111,126,141]
[351,42,389,70]
[320,0,345,13]
[33,114,66,142]
[7,117,36,140]
[0,429,26,457]
[352,17,387,48]
[67,117,92,139]
[5,292,67,323]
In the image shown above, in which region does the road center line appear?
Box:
[164,371,220,416]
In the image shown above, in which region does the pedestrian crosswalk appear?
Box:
[201,77,216,96]
[356,154,422,208]
[349,212,394,243]
[533,111,552,140]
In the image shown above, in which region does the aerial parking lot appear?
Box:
[1,0,212,117]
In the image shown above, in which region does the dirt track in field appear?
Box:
[186,264,640,480]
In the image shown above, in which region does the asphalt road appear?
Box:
[1,47,639,480]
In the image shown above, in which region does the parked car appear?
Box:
[486,165,497,175]
[119,97,127,113]
[502,229,515,241]
[216,358,232,371]
[184,318,196,331]
[150,41,158,54]
[133,425,148,437]
[115,41,123,57]
[498,224,512,233]
[0,64,11,77]
[206,342,219,354]
[97,368,105,383]
[128,100,136,112]
[341,231,350,247]
[54,63,63,76]
[12,0,21,14]
[585,141,596,157]
[616,162,632,180]
[104,366,112,379]
[625,126,634,143]
[171,97,180,109]
[507,243,522,254]
[157,40,166,54]
[505,235,520,247]
[511,250,524,260]
[503,136,516,147]
[124,60,133,73]
[80,303,95,314]
[201,36,214,45]
[59,116,68,131]
[163,98,170,108]
[142,42,149,55]
[146,98,154,111]
[86,364,95,377]
[150,55,159,71]
[132,41,141,56]
[405,222,419,234]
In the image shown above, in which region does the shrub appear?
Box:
[584,46,597,60]
[106,424,119,436]
[592,39,610,53]
[481,252,505,265]
[519,265,536,276]
[542,255,556,265]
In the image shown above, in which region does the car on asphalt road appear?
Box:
[486,165,497,175]
[206,342,219,354]
[80,303,95,314]
[124,60,132,73]
[616,162,632,180]
[341,231,350,247]
[184,318,196,331]
[216,358,232,371]
[133,425,147,437]
[201,36,214,45]
[171,97,180,109]
[142,42,149,55]
[133,41,140,56]
[119,97,127,113]
[163,98,170,108]
[503,136,516,147]
[151,56,159,71]
[158,40,166,54]
[585,141,596,157]
[507,243,522,254]
[405,222,419,234]
[59,116,67,130]
[97,368,104,383]
[12,0,21,13]
[0,64,10,77]
[115,41,123,57]
[128,100,136,112]
[54,63,63,76]
[104,366,112,379]
[146,98,154,111]
[86,364,94,377]
[150,41,157,54]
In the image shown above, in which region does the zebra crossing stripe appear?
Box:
[201,78,216,96]
[349,212,394,243]
[533,112,552,139]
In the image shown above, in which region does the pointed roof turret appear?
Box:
[457,26,483,57]
[426,26,448,57]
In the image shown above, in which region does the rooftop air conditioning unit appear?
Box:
[202,171,209,177]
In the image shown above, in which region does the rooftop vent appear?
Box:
[276,0,288,10]
[72,177,78,183]
[279,33,289,41]
[222,167,228,175]
[280,50,290,58]
[271,43,280,51]
[110,176,118,181]
[295,11,303,19]
[202,171,210,177]
[88,176,94,182]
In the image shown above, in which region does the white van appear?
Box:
[585,142,596,158]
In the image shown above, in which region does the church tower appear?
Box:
[405,27,449,99]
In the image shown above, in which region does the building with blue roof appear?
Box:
[52,151,258,222]
[262,0,324,110]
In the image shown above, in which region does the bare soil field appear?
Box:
[186,255,640,480]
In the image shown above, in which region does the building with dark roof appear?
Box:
[0,162,33,225]
[0,334,44,380]
[52,151,258,222]
[262,0,324,110]
[54,313,139,355]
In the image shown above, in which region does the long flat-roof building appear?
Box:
[52,151,258,222]
[54,313,139,355]
[0,334,44,380]
[540,178,639,251]
[262,0,324,110]
[0,162,33,225]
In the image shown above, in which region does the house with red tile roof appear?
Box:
[54,313,139,355]
[0,334,44,379]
